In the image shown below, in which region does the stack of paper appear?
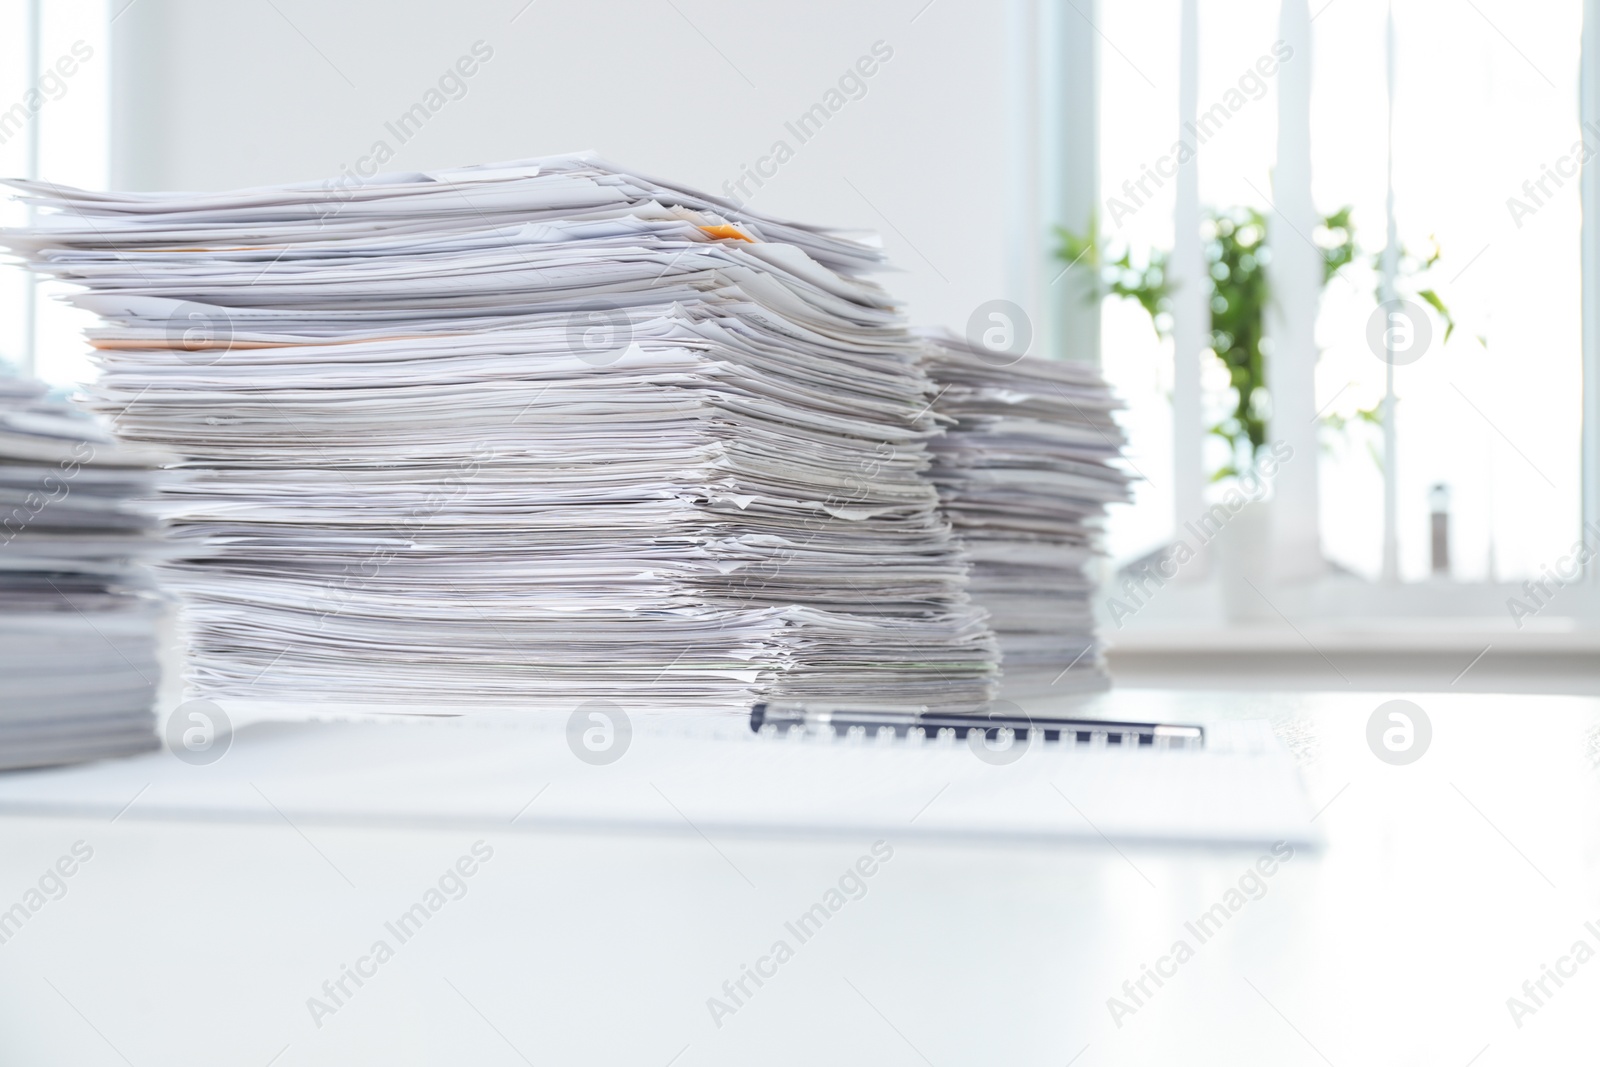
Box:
[920,333,1129,697]
[3,156,997,714]
[0,377,162,768]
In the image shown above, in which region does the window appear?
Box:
[0,0,110,387]
[1082,0,1589,599]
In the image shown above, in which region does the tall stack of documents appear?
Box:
[921,334,1129,696]
[3,156,996,713]
[0,377,161,767]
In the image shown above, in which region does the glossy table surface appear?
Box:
[1,688,1596,1066]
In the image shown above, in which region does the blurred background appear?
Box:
[4,0,1598,693]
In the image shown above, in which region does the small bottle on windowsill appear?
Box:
[1429,483,1451,579]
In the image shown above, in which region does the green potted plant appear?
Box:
[1058,205,1455,615]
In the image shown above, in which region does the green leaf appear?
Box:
[1415,288,1456,343]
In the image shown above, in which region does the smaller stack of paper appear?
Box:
[0,378,163,769]
[921,333,1130,697]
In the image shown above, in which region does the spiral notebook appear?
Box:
[0,699,1319,847]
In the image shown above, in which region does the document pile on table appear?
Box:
[921,333,1129,696]
[3,156,997,714]
[0,377,162,768]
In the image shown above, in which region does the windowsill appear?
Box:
[1106,619,1600,654]
[1099,574,1600,693]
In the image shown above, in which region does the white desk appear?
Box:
[1,689,1596,1065]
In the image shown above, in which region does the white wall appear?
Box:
[110,0,1015,337]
